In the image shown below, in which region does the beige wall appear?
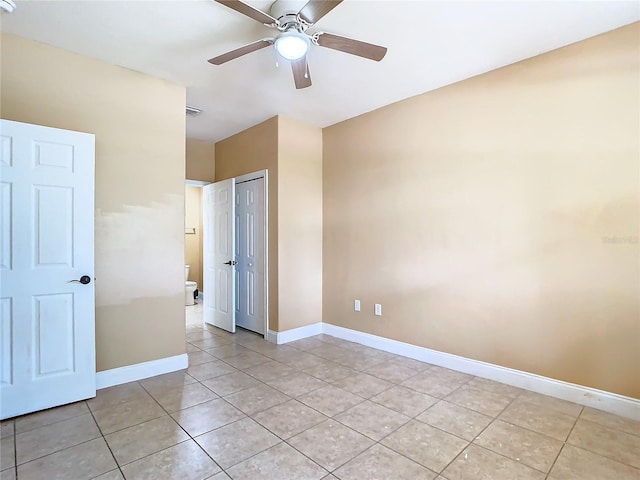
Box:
[186,138,215,182]
[185,186,203,289]
[323,24,640,398]
[215,116,323,332]
[278,117,323,330]
[216,117,280,330]
[1,34,186,371]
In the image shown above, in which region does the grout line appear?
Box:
[12,417,17,477]
[430,383,523,477]
[541,402,584,479]
[378,438,454,477]
[545,442,569,480]
[293,434,376,475]
[10,406,90,437]
[484,413,570,444]
[86,399,130,479]
[13,405,104,467]
[331,399,411,440]
[575,413,640,437]
[412,406,484,442]
[14,435,103,470]
[135,377,225,474]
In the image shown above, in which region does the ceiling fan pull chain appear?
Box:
[275,60,279,68]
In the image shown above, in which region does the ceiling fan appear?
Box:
[209,0,388,89]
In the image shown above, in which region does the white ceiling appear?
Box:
[2,1,638,142]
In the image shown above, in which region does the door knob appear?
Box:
[223,260,237,266]
[68,275,92,285]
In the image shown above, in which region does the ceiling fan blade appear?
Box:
[208,39,272,65]
[298,0,343,25]
[215,0,279,26]
[316,32,387,61]
[291,56,312,89]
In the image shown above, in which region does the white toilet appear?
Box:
[185,265,198,306]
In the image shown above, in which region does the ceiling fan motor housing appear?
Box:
[270,0,309,30]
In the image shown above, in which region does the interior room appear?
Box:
[0,1,638,479]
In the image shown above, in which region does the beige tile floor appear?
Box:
[1,304,639,479]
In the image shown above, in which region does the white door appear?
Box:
[0,119,95,420]
[203,179,236,333]
[235,178,265,334]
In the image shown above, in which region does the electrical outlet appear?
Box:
[354,299,361,312]
[374,304,382,316]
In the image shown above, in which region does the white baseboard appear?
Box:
[267,322,323,345]
[96,353,188,390]
[322,323,640,421]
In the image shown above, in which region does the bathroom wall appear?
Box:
[1,33,187,371]
[322,23,640,398]
[185,185,203,290]
[186,138,215,182]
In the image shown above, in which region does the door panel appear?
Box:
[0,298,12,385]
[203,179,236,333]
[33,140,75,170]
[33,293,75,376]
[0,182,11,270]
[217,269,229,314]
[0,119,95,420]
[247,270,255,317]
[33,186,74,267]
[235,178,265,334]
[0,136,12,167]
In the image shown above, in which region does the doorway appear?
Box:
[185,181,204,303]
[203,170,268,336]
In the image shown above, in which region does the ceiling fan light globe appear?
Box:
[274,32,309,60]
[0,0,16,13]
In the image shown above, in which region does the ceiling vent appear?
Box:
[186,105,203,116]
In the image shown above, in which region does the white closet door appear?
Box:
[235,178,265,334]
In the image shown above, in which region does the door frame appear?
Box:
[234,169,269,338]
